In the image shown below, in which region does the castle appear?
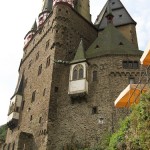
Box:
[2,0,143,149]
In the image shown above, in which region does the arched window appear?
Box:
[72,64,84,80]
[79,68,83,79]
[93,71,97,81]
[73,69,78,80]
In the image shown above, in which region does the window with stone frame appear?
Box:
[122,60,139,69]
[72,64,84,80]
[31,91,36,102]
[92,70,98,81]
[46,56,51,68]
[38,64,42,75]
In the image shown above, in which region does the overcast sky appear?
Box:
[0,0,149,126]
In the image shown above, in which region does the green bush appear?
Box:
[0,124,7,142]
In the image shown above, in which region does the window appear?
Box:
[73,69,78,80]
[46,56,50,67]
[30,115,33,121]
[38,64,42,75]
[12,142,15,150]
[79,68,83,79]
[39,117,42,123]
[55,87,58,93]
[45,40,50,50]
[129,77,135,84]
[72,64,84,80]
[93,71,97,81]
[122,61,139,69]
[92,107,98,114]
[43,88,46,96]
[31,91,36,102]
[36,52,39,60]
[28,60,32,69]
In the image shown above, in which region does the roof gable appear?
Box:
[95,0,136,30]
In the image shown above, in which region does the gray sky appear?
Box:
[0,0,150,126]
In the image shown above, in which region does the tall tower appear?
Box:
[3,0,143,150]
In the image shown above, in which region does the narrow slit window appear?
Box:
[93,71,97,81]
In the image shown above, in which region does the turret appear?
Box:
[68,39,88,100]
[53,0,91,22]
[24,21,37,48]
[74,0,91,22]
[38,0,53,28]
[7,75,24,130]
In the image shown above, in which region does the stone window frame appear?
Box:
[129,77,135,84]
[122,60,139,69]
[72,64,84,80]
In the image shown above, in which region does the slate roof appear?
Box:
[70,39,86,64]
[42,0,53,12]
[95,0,136,30]
[86,23,142,59]
[31,20,37,31]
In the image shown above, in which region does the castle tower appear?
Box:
[74,0,91,21]
[3,0,143,149]
[95,0,138,48]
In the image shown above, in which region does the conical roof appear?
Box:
[95,0,136,30]
[31,20,37,31]
[42,0,53,12]
[70,39,86,64]
[86,23,142,58]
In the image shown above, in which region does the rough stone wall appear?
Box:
[47,54,141,149]
[5,3,97,150]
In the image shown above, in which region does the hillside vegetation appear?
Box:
[0,124,7,142]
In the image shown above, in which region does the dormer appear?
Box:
[68,39,88,99]
[38,0,53,28]
[7,75,24,130]
[24,21,37,48]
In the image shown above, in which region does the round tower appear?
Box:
[38,0,53,28]
[24,21,37,48]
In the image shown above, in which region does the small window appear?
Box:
[36,52,39,60]
[119,42,123,45]
[119,14,123,17]
[31,91,36,102]
[129,78,135,84]
[92,107,98,114]
[55,87,58,93]
[43,88,46,96]
[39,117,42,123]
[93,71,97,81]
[46,56,50,68]
[45,40,50,50]
[30,115,33,121]
[73,69,78,80]
[133,61,139,69]
[12,142,15,150]
[79,68,83,79]
[98,118,104,124]
[28,60,32,69]
[72,64,84,80]
[38,64,42,75]
[95,45,99,49]
[16,107,19,112]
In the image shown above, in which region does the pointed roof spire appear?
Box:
[42,0,53,12]
[95,0,136,30]
[105,0,114,24]
[70,39,86,64]
[31,20,37,31]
